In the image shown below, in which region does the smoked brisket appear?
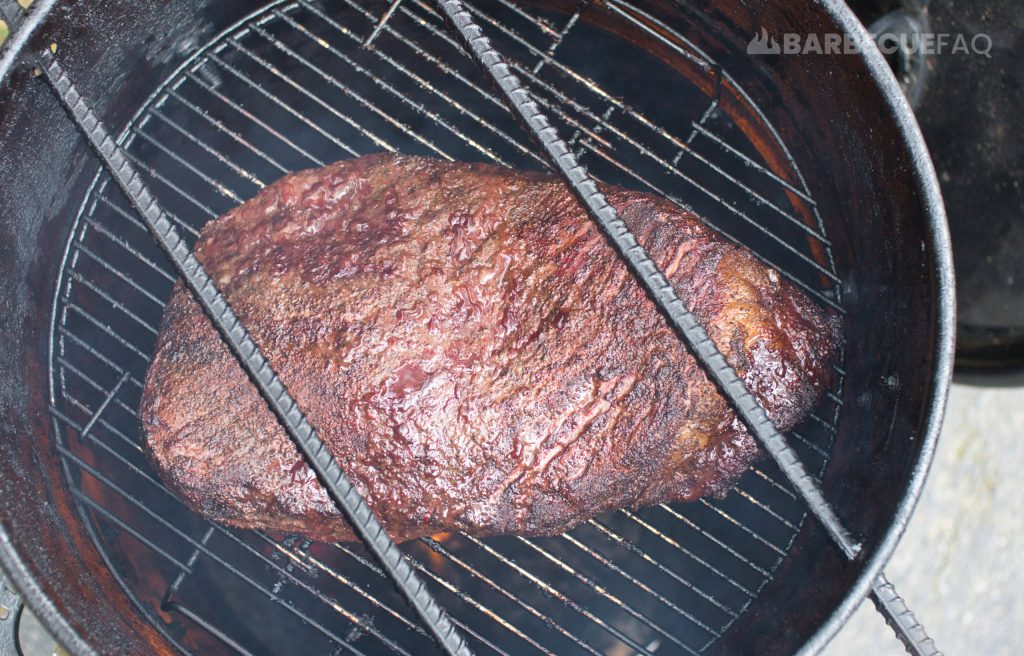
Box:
[140,154,838,542]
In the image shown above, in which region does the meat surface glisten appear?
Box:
[140,153,838,542]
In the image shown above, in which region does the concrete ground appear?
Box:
[826,384,1024,655]
[15,384,1024,654]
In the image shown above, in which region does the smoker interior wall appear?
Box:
[668,1,946,650]
[0,1,255,652]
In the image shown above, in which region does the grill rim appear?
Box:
[793,2,954,653]
[0,0,954,654]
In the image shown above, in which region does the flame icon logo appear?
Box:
[747,27,781,55]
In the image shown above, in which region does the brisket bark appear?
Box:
[140,154,838,543]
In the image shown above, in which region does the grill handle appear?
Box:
[868,0,930,107]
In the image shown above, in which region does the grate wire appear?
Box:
[46,1,853,654]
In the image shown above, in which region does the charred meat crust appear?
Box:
[140,154,839,543]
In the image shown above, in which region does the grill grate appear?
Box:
[48,0,846,653]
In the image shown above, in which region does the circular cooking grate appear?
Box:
[48,1,847,654]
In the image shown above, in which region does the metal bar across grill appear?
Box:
[42,0,873,654]
[426,2,936,653]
